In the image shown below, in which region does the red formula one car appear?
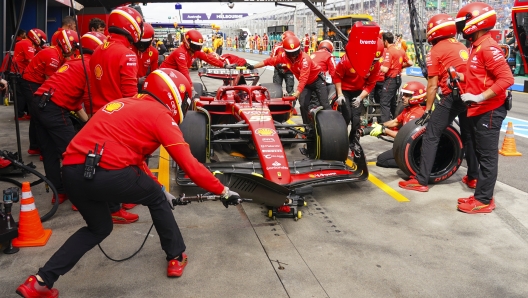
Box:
[176,66,368,220]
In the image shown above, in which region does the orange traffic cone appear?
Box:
[499,122,522,156]
[12,182,52,247]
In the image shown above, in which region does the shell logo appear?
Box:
[185,35,189,39]
[459,50,469,61]
[69,36,74,41]
[429,23,433,28]
[309,174,315,178]
[103,102,124,114]
[286,63,291,69]
[349,67,356,73]
[179,84,186,93]
[399,57,403,64]
[199,38,203,43]
[472,10,480,17]
[94,64,103,80]
[418,89,424,94]
[136,16,142,23]
[290,43,295,49]
[57,64,69,73]
[255,128,276,136]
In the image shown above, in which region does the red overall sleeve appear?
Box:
[296,56,311,93]
[194,50,224,68]
[263,55,281,67]
[481,45,514,96]
[327,55,336,78]
[118,52,139,97]
[332,62,344,85]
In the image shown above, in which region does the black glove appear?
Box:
[361,127,373,136]
[415,110,431,126]
[221,187,241,208]
[246,64,255,70]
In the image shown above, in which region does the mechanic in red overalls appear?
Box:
[21,30,72,160]
[363,81,426,168]
[30,32,105,209]
[455,3,514,213]
[332,38,384,148]
[310,40,336,78]
[253,35,330,122]
[10,29,38,120]
[399,13,478,194]
[88,6,144,222]
[16,68,242,298]
[160,29,227,93]
[136,23,159,79]
[270,31,295,97]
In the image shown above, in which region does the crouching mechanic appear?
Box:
[363,81,426,168]
[16,69,242,298]
[253,35,330,124]
[31,32,106,210]
[161,29,230,93]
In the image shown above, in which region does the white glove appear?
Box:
[461,93,485,104]
[336,95,346,105]
[162,187,176,210]
[351,97,362,108]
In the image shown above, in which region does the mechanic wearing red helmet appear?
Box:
[379,32,413,122]
[455,3,514,213]
[88,6,146,222]
[310,40,336,78]
[364,81,426,168]
[28,32,105,209]
[29,29,49,53]
[160,29,227,92]
[254,35,330,121]
[16,68,242,298]
[399,13,479,195]
[269,31,295,98]
[332,38,383,147]
[136,23,159,79]
[21,29,74,159]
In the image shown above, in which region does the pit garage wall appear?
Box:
[1,0,70,66]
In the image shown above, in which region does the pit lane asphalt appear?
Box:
[0,51,527,297]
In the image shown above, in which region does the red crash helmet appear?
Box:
[136,23,154,52]
[427,14,457,44]
[141,68,192,124]
[373,38,384,61]
[455,2,496,40]
[283,36,301,61]
[183,30,204,52]
[28,29,47,48]
[281,31,295,41]
[55,29,79,56]
[80,32,106,53]
[401,81,426,105]
[318,40,334,53]
[108,6,144,43]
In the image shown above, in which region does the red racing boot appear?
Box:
[461,175,477,189]
[122,203,137,210]
[51,193,68,204]
[167,253,188,277]
[111,208,139,224]
[398,178,429,192]
[458,198,495,214]
[16,275,59,298]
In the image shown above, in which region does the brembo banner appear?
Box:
[182,13,249,21]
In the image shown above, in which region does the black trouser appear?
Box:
[416,93,477,186]
[377,149,398,168]
[341,90,363,146]
[216,46,223,55]
[20,79,41,150]
[15,76,28,118]
[28,96,76,194]
[379,76,401,122]
[373,81,383,105]
[299,75,330,124]
[468,105,507,204]
[37,165,185,288]
[272,68,294,95]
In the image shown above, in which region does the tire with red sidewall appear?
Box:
[393,121,463,184]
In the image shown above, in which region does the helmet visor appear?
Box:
[455,13,470,33]
[180,93,191,118]
[189,41,202,52]
[285,48,300,60]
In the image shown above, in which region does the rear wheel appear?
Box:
[393,121,464,184]
[259,83,283,99]
[192,83,204,99]
[314,110,349,162]
[179,111,207,163]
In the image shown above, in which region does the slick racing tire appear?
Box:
[393,121,463,184]
[327,84,351,125]
[259,83,283,99]
[315,110,349,162]
[327,83,336,104]
[179,111,207,163]
[192,83,204,98]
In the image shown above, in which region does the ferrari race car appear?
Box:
[176,66,369,220]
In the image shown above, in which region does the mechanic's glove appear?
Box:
[309,106,324,121]
[415,110,431,126]
[291,91,301,99]
[225,63,237,69]
[246,64,255,70]
[361,126,374,136]
[351,97,362,108]
[461,93,485,105]
[363,98,370,107]
[221,187,241,208]
[138,76,147,89]
[336,95,346,106]
[370,123,385,137]
[162,186,176,210]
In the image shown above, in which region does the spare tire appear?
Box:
[179,111,207,163]
[393,121,464,184]
[259,83,283,99]
[192,83,204,98]
[314,110,349,162]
